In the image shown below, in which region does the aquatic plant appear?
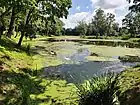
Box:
[76,72,120,105]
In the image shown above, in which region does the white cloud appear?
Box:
[76,6,81,11]
[62,12,95,29]
[91,0,128,9]
[62,0,132,28]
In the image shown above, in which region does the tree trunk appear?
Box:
[0,32,2,39]
[17,31,24,46]
[7,7,16,38]
[17,9,33,46]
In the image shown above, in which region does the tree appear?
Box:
[17,0,72,46]
[93,8,107,37]
[106,13,116,36]
[123,14,135,37]
[87,23,94,36]
[122,12,140,37]
[51,17,64,36]
[0,0,36,38]
[65,8,120,37]
[133,13,140,35]
[112,22,119,36]
[76,21,88,36]
[127,0,140,12]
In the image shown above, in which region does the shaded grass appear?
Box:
[0,70,46,105]
[0,37,32,54]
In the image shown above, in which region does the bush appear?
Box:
[121,35,131,40]
[80,35,86,38]
[77,73,119,105]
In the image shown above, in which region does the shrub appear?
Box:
[77,73,120,105]
[121,35,131,40]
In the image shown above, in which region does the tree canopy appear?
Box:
[0,0,72,45]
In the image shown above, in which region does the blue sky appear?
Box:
[69,0,92,15]
[62,0,132,29]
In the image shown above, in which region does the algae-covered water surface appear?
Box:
[36,40,140,83]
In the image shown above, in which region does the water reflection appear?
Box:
[44,61,138,83]
[44,46,138,83]
[57,48,90,64]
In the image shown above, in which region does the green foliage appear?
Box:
[127,0,140,12]
[76,21,88,36]
[77,73,119,105]
[0,0,72,45]
[121,34,131,40]
[93,8,107,37]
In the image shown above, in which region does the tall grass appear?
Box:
[76,73,120,105]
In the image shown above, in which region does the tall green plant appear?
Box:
[77,73,120,105]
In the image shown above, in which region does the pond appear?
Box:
[42,41,140,83]
[45,38,140,48]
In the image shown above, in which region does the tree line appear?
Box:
[65,1,140,38]
[0,0,71,46]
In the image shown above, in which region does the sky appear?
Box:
[62,0,133,29]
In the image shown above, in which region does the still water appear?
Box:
[44,42,139,83]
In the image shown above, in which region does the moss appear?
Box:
[88,45,140,57]
[86,56,118,62]
[29,79,78,105]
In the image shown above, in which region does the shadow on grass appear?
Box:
[0,38,25,52]
[0,68,52,105]
[0,37,41,56]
